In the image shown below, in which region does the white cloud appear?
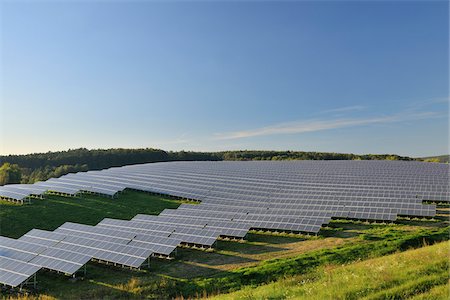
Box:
[215,111,444,140]
[320,105,366,114]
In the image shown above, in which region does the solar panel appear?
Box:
[131,214,251,238]
[0,160,448,289]
[21,229,153,269]
[97,218,220,247]
[0,188,31,202]
[0,235,90,275]
[0,256,41,287]
[0,246,38,262]
[54,222,136,243]
[28,247,91,275]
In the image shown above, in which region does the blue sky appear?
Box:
[0,0,448,157]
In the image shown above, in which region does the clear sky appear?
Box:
[0,0,448,157]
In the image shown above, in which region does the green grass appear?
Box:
[4,223,444,300]
[0,190,183,238]
[179,226,449,298]
[0,193,448,300]
[211,241,450,300]
[419,155,449,163]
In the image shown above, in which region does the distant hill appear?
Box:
[418,155,449,163]
[0,148,440,185]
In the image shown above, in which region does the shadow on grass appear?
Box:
[246,233,306,244]
[328,220,398,230]
[319,228,359,238]
[218,239,287,254]
[34,264,145,299]
[150,251,244,279]
[184,248,257,266]
[396,219,448,228]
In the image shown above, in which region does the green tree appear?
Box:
[0,163,22,185]
[424,158,441,163]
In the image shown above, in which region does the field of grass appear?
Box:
[0,190,183,238]
[212,241,450,300]
[0,192,448,299]
[419,155,449,163]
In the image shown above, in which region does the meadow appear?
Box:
[0,191,448,299]
[0,190,183,238]
[212,240,450,300]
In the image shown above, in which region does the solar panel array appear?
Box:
[0,160,448,288]
[0,234,91,282]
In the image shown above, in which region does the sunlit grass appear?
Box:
[1,196,448,299]
[211,241,450,300]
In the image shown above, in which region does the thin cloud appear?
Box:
[215,111,444,140]
[404,97,449,111]
[320,105,366,114]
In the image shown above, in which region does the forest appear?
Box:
[0,147,435,185]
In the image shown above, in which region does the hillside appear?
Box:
[419,155,450,163]
[211,241,450,300]
[1,191,448,299]
[0,148,419,185]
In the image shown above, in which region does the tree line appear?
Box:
[0,147,428,185]
[218,150,414,161]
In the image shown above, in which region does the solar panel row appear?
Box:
[0,160,448,288]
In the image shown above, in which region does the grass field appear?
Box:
[0,191,448,299]
[0,190,183,238]
[212,241,450,300]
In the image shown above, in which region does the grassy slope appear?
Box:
[419,155,449,163]
[0,190,183,238]
[211,241,450,300]
[0,194,448,299]
[23,224,447,300]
